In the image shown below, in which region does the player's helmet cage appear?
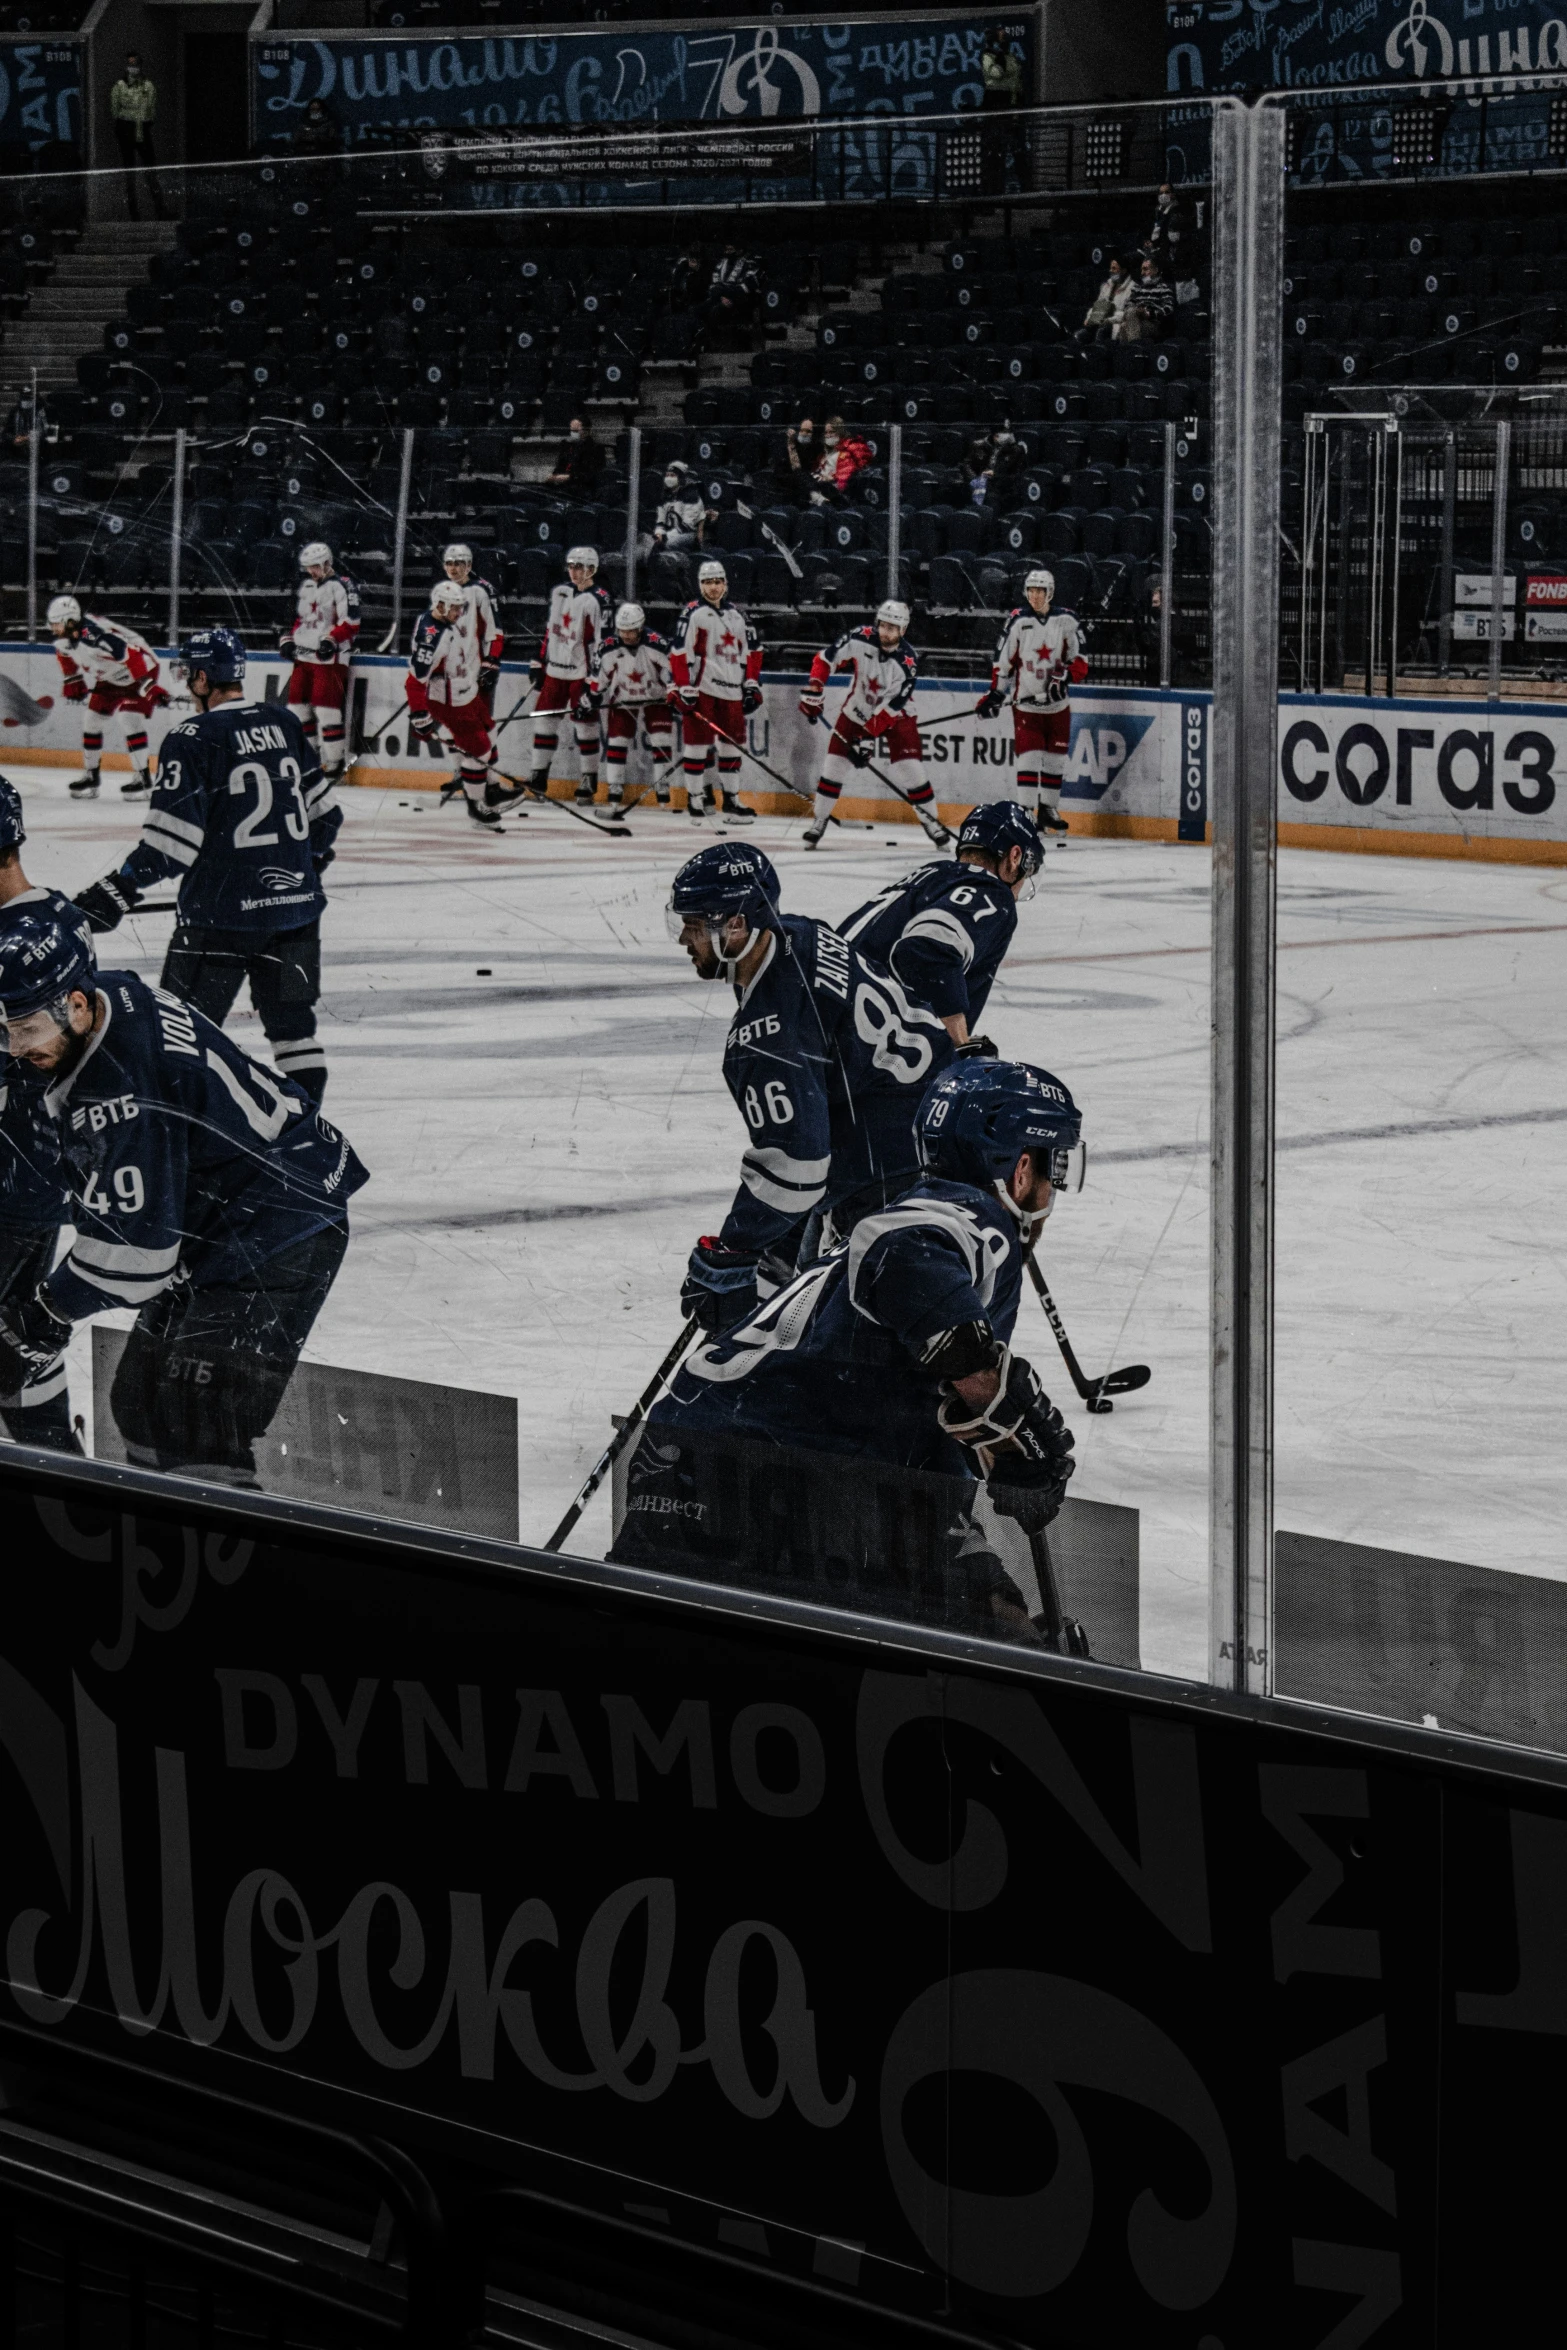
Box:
[0,910,96,1040]
[0,776,25,855]
[443,542,474,568]
[1024,568,1055,599]
[916,1060,1085,1205]
[181,625,246,687]
[957,798,1046,883]
[876,599,911,631]
[616,603,645,635]
[46,593,81,631]
[299,542,334,572]
[567,545,598,570]
[666,842,781,976]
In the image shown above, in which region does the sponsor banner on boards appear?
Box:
[1279,693,1567,841]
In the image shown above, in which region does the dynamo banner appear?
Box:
[1167,0,1567,92]
[253,13,1030,141]
[0,40,80,149]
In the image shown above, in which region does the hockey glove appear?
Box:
[409,709,439,746]
[741,681,764,716]
[674,683,701,715]
[528,657,545,683]
[61,676,86,703]
[479,663,500,700]
[681,1237,760,1334]
[73,871,141,934]
[1068,656,1089,684]
[146,685,172,709]
[953,1034,999,1060]
[798,691,824,724]
[938,1346,1075,1533]
[847,737,872,768]
[0,1287,72,1397]
[975,688,1006,719]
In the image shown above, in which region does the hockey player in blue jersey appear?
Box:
[0,779,95,1449]
[0,910,367,1484]
[667,841,955,1333]
[70,627,342,1103]
[837,799,1043,1047]
[613,1058,1082,1641]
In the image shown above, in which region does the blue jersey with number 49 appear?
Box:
[115,697,340,935]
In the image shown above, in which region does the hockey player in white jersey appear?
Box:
[47,596,169,800]
[668,557,762,824]
[976,568,1086,835]
[281,542,360,783]
[442,542,504,717]
[587,603,674,810]
[407,580,501,831]
[528,545,613,806]
[799,599,946,849]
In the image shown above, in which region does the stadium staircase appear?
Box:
[17,220,176,396]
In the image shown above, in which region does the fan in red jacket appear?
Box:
[667,559,762,823]
[47,595,168,801]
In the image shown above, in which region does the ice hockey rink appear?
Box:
[12,762,1565,1684]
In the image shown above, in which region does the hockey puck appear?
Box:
[476,967,492,975]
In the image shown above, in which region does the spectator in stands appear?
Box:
[787,414,872,507]
[6,385,49,450]
[109,53,165,223]
[667,251,706,313]
[702,246,763,344]
[1079,254,1133,342]
[776,416,823,506]
[293,98,342,157]
[1120,255,1175,341]
[980,25,1024,194]
[955,429,1026,511]
[547,417,606,492]
[644,459,708,602]
[1148,184,1195,277]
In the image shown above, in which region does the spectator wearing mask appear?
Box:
[109,53,165,223]
[547,416,606,492]
[1148,184,1195,276]
[6,385,48,451]
[703,246,763,343]
[957,430,1026,511]
[294,98,341,157]
[644,460,709,600]
[980,25,1023,193]
[791,415,872,507]
[1119,256,1175,342]
[1080,255,1133,342]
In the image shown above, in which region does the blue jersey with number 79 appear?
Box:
[114,697,340,934]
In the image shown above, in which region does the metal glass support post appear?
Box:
[1437,428,1456,677]
[1208,99,1284,1697]
[1160,419,1176,687]
[379,428,415,653]
[887,423,903,602]
[1386,419,1403,701]
[25,407,39,644]
[167,426,187,651]
[624,424,642,605]
[1488,417,1510,704]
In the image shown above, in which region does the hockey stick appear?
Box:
[1026,1254,1150,1414]
[1027,1526,1091,1656]
[491,767,630,836]
[493,683,541,734]
[857,749,955,844]
[734,503,804,581]
[544,1316,700,1552]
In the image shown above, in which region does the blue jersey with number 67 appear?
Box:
[837,860,1017,1026]
[717,913,954,1257]
[114,697,339,934]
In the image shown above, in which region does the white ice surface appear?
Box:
[12,766,1565,1683]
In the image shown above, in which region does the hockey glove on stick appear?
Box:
[73,870,141,934]
[409,709,440,747]
[0,1287,72,1396]
[681,1237,760,1334]
[798,690,824,724]
[741,681,764,716]
[953,1034,999,1060]
[937,1344,1076,1533]
[674,683,702,715]
[479,663,500,701]
[975,688,1006,719]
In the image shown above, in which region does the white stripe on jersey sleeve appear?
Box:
[901,907,976,969]
[304,773,338,818]
[140,818,199,869]
[846,1197,1001,1320]
[739,1143,831,1216]
[63,1237,181,1306]
[143,807,204,848]
[71,1237,182,1278]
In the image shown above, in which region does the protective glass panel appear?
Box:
[1273,88,1567,1751]
[0,103,1214,1686]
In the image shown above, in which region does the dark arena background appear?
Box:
[0,2,1563,2344]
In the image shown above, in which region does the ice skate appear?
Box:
[802,812,831,848]
[66,773,100,798]
[121,771,152,797]
[916,802,947,846]
[466,794,503,829]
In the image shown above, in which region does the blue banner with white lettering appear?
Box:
[1167,0,1567,95]
[0,40,81,150]
[254,13,1027,140]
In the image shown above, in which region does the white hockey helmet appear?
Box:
[876,598,911,631]
[430,578,466,617]
[567,544,598,570]
[443,541,474,569]
[616,602,645,633]
[1025,568,1055,599]
[46,593,81,630]
[698,558,727,584]
[300,541,334,572]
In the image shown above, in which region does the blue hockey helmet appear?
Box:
[916,1059,1084,1205]
[667,841,781,977]
[0,908,96,1038]
[181,625,246,688]
[0,776,24,855]
[957,798,1044,881]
